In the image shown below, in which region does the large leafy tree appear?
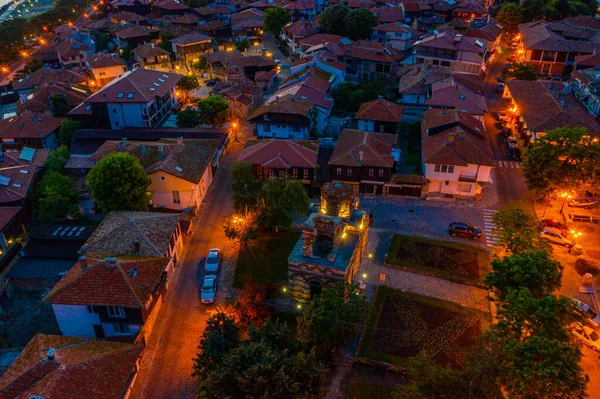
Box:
[86,152,151,214]
[264,6,292,36]
[502,62,537,81]
[176,75,200,94]
[523,127,600,195]
[45,145,70,173]
[343,9,377,40]
[197,95,230,126]
[257,176,309,230]
[521,0,544,21]
[234,38,250,52]
[318,4,349,35]
[198,321,326,399]
[491,202,549,255]
[495,3,523,34]
[35,171,78,223]
[192,312,240,378]
[485,251,563,301]
[297,283,370,355]
[176,109,202,128]
[230,162,262,215]
[57,119,80,148]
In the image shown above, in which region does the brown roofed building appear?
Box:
[357,97,404,133]
[328,129,397,193]
[12,67,90,93]
[90,139,221,210]
[17,83,89,116]
[239,139,319,186]
[0,334,143,397]
[171,32,213,67]
[248,94,316,140]
[87,53,127,86]
[114,25,160,47]
[45,254,169,341]
[421,108,494,199]
[427,78,487,119]
[133,42,171,71]
[414,32,488,75]
[0,113,63,150]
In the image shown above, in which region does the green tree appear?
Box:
[176,109,202,128]
[343,9,378,40]
[230,162,262,215]
[297,283,370,355]
[57,119,80,148]
[521,0,544,21]
[198,321,326,399]
[495,3,523,34]
[550,0,572,17]
[45,145,70,173]
[522,127,600,195]
[234,38,250,52]
[35,171,78,223]
[257,177,309,230]
[501,61,537,81]
[485,251,563,301]
[177,75,200,94]
[86,152,151,214]
[192,312,240,378]
[491,202,549,255]
[264,6,292,36]
[318,3,349,35]
[197,95,230,126]
[93,32,111,52]
[541,5,562,20]
[50,94,72,117]
[192,56,208,73]
[569,1,594,16]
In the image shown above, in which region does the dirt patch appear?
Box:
[0,287,60,349]
[371,294,481,369]
[394,238,480,276]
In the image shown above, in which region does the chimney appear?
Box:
[446,132,455,145]
[46,348,56,361]
[78,255,87,269]
[104,257,118,268]
[357,150,364,162]
[119,141,126,152]
[133,239,141,254]
[158,144,165,158]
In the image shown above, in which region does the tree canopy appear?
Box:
[485,251,563,301]
[197,95,230,126]
[297,283,370,355]
[234,38,250,52]
[177,75,200,93]
[176,109,202,128]
[58,119,80,148]
[35,171,78,223]
[192,312,240,379]
[45,145,70,173]
[318,4,349,35]
[491,202,549,255]
[502,62,537,81]
[522,127,600,195]
[495,3,523,34]
[330,80,387,114]
[343,9,378,40]
[257,177,310,230]
[86,152,151,214]
[264,6,292,36]
[231,162,262,215]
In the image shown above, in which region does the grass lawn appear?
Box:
[358,286,492,369]
[385,234,489,283]
[404,151,421,166]
[233,230,301,289]
[347,378,396,399]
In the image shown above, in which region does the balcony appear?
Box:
[458,174,478,182]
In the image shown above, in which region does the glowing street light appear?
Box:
[560,192,572,213]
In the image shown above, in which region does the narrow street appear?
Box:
[131,130,251,399]
[482,44,529,206]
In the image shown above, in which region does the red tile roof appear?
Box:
[249,94,314,120]
[88,52,126,68]
[284,0,315,10]
[0,207,20,230]
[0,334,143,399]
[45,255,168,307]
[357,98,404,122]
[414,32,487,54]
[371,6,405,23]
[0,114,64,140]
[575,53,600,68]
[254,70,277,81]
[239,139,319,169]
[0,148,49,169]
[172,13,200,24]
[156,0,191,10]
[329,129,397,168]
[304,75,331,92]
[0,164,38,203]
[114,25,159,39]
[346,40,404,63]
[300,33,343,47]
[18,83,89,114]
[12,67,89,91]
[285,20,317,38]
[76,68,181,104]
[271,82,332,109]
[111,10,148,22]
[132,42,171,59]
[427,79,487,115]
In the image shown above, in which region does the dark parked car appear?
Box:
[205,79,217,87]
[496,83,505,93]
[448,222,482,239]
[510,146,522,161]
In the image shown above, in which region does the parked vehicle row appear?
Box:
[201,248,221,304]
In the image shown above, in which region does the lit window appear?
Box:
[303,169,309,179]
[378,169,384,177]
[337,167,342,175]
[292,169,298,178]
[172,190,181,204]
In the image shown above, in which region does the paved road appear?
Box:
[482,43,529,206]
[262,31,292,79]
[131,131,250,399]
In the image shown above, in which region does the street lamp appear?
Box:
[560,192,572,213]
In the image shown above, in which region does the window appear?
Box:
[86,305,97,313]
[441,165,448,173]
[336,167,342,175]
[434,165,441,172]
[441,61,451,67]
[269,169,274,177]
[115,121,119,126]
[378,169,384,177]
[347,168,352,176]
[292,125,301,132]
[368,168,374,177]
[292,168,298,178]
[113,108,117,113]
[107,306,125,318]
[113,324,130,334]
[448,166,454,173]
[303,169,309,179]
[117,92,124,98]
[278,170,285,178]
[263,124,271,132]
[172,190,181,204]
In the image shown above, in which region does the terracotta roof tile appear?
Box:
[132,42,171,59]
[239,139,319,168]
[357,98,404,122]
[171,32,212,45]
[0,113,64,140]
[172,13,200,24]
[0,207,20,230]
[427,79,487,115]
[248,94,314,120]
[329,129,397,168]
[88,52,126,68]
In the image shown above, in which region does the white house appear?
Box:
[87,52,127,86]
[421,108,495,199]
[68,68,182,129]
[248,94,316,140]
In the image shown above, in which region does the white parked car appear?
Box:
[539,227,573,248]
[571,298,600,327]
[570,322,600,351]
[204,248,220,274]
[201,275,217,304]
